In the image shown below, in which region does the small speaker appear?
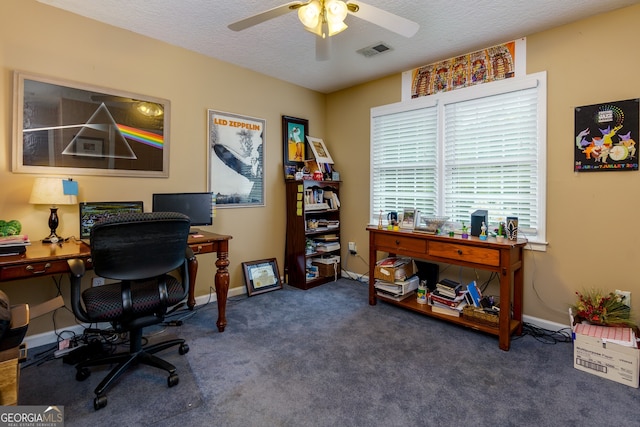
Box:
[471,210,488,237]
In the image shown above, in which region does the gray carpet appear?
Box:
[19,279,640,426]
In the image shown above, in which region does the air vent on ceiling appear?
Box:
[357,42,393,58]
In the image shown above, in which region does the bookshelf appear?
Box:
[285,180,341,289]
[367,227,526,351]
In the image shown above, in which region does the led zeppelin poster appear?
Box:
[574,99,639,172]
[208,110,265,207]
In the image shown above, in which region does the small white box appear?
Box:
[573,333,640,388]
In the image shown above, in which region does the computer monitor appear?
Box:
[152,192,213,233]
[79,201,144,240]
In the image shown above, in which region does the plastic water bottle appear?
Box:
[416,280,427,304]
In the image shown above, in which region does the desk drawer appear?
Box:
[375,234,427,254]
[428,242,499,267]
[0,260,70,281]
[190,242,214,255]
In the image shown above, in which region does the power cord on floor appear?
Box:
[511,322,572,344]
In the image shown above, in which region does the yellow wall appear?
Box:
[3,0,640,337]
[1,0,325,335]
[328,3,640,326]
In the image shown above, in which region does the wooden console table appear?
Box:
[367,227,526,351]
[0,231,232,332]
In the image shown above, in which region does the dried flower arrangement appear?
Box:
[571,289,635,328]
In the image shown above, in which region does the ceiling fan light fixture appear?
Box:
[298,0,322,28]
[299,0,348,37]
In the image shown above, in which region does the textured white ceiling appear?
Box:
[37,0,640,93]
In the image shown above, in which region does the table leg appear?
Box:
[214,243,230,332]
[187,255,198,310]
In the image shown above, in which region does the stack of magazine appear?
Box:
[0,235,31,256]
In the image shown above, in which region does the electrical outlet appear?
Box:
[615,290,631,307]
[92,277,105,287]
[348,242,357,254]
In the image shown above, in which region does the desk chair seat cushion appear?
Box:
[82,275,184,322]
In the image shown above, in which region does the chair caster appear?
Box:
[179,343,189,355]
[76,367,91,381]
[168,373,179,387]
[94,395,108,410]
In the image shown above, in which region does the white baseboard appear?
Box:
[24,286,248,349]
[522,314,570,332]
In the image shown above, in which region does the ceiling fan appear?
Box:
[228,1,419,60]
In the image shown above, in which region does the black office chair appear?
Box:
[67,211,192,410]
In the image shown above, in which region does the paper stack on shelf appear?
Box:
[375,275,419,301]
[0,235,31,256]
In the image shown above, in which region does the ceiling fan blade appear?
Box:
[347,1,419,38]
[228,1,305,31]
[316,35,332,61]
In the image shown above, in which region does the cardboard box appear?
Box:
[573,333,640,388]
[0,345,22,406]
[374,258,415,283]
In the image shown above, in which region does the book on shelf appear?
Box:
[428,291,467,308]
[376,289,415,301]
[436,278,462,297]
[306,202,331,211]
[430,300,468,317]
[466,281,482,307]
[314,234,339,241]
[376,257,409,267]
[322,190,341,210]
[316,242,340,252]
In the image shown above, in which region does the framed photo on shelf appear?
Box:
[400,209,416,229]
[307,136,334,164]
[282,115,309,180]
[242,258,282,296]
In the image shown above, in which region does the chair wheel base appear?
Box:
[179,343,189,355]
[94,395,108,410]
[168,373,179,387]
[76,367,91,381]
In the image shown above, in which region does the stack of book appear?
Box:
[0,235,31,256]
[428,279,468,317]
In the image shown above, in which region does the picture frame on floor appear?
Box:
[242,258,282,296]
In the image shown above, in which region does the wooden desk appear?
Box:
[187,232,232,332]
[0,231,232,332]
[368,227,526,351]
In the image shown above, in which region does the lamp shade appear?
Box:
[29,177,78,206]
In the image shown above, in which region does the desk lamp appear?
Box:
[29,177,78,243]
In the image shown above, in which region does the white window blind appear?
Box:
[371,105,437,218]
[443,87,539,236]
[371,72,546,247]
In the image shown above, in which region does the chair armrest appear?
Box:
[67,258,86,277]
[67,259,91,323]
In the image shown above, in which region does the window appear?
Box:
[371,72,547,249]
